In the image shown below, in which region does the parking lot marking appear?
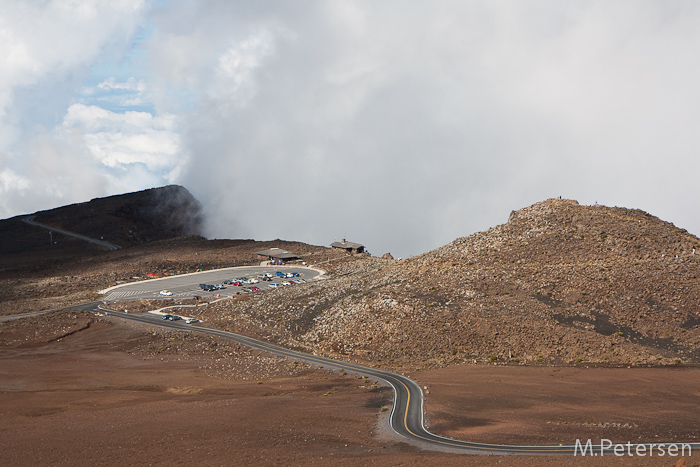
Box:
[104,290,150,300]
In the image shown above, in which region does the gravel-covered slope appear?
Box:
[199,198,700,369]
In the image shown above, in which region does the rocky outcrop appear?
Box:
[202,198,700,369]
[27,185,204,247]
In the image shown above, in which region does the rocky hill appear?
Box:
[31,185,203,246]
[0,185,203,264]
[199,198,700,368]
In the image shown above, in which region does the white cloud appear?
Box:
[146,1,700,257]
[98,77,147,92]
[0,1,146,114]
[0,102,182,218]
[0,167,30,215]
[213,30,276,106]
[61,103,181,175]
[1,1,699,259]
[0,1,151,216]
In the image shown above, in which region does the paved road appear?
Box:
[99,266,321,301]
[0,308,62,322]
[65,302,698,456]
[23,215,121,251]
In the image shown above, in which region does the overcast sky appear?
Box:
[1,1,699,258]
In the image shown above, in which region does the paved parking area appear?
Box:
[100,266,321,301]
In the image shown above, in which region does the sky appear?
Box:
[1,1,699,258]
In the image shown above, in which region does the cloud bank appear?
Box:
[2,1,699,257]
[0,0,150,215]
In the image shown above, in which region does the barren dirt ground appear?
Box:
[1,313,698,466]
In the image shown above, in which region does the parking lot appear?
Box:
[100,266,321,302]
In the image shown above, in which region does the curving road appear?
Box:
[67,301,699,456]
[23,215,121,251]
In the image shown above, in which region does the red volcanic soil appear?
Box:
[2,312,699,467]
[415,365,700,447]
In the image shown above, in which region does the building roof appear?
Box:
[256,248,298,260]
[330,241,364,249]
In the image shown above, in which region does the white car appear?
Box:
[159,290,173,296]
[185,318,200,324]
[245,278,259,284]
[268,283,278,288]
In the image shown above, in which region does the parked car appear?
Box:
[162,314,173,320]
[185,318,199,324]
[169,315,181,321]
[250,286,260,291]
[268,283,278,288]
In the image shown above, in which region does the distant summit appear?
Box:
[0,185,203,258]
[33,185,204,246]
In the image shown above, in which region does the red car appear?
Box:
[250,286,260,291]
[231,281,243,286]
